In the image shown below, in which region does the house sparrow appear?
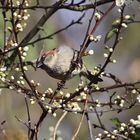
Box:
[36,45,102,83]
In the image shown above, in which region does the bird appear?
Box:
[36,45,102,83]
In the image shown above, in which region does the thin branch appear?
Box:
[90,94,104,128]
[71,97,88,140]
[61,0,114,11]
[97,5,125,76]
[26,13,85,46]
[85,112,94,140]
[53,111,68,140]
[78,2,115,62]
[0,0,114,11]
[1,0,7,49]
[15,116,30,129]
[25,96,31,138]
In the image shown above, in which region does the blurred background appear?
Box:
[0,0,140,139]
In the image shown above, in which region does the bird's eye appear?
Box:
[40,54,46,62]
[42,55,45,58]
[43,53,52,62]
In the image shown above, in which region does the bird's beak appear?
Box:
[36,59,43,69]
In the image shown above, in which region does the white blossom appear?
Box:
[95,138,101,140]
[137,95,140,103]
[88,50,94,55]
[116,0,126,7]
[95,12,101,20]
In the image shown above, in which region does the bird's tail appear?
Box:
[80,66,103,84]
[86,70,103,84]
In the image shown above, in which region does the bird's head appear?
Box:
[36,49,58,69]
